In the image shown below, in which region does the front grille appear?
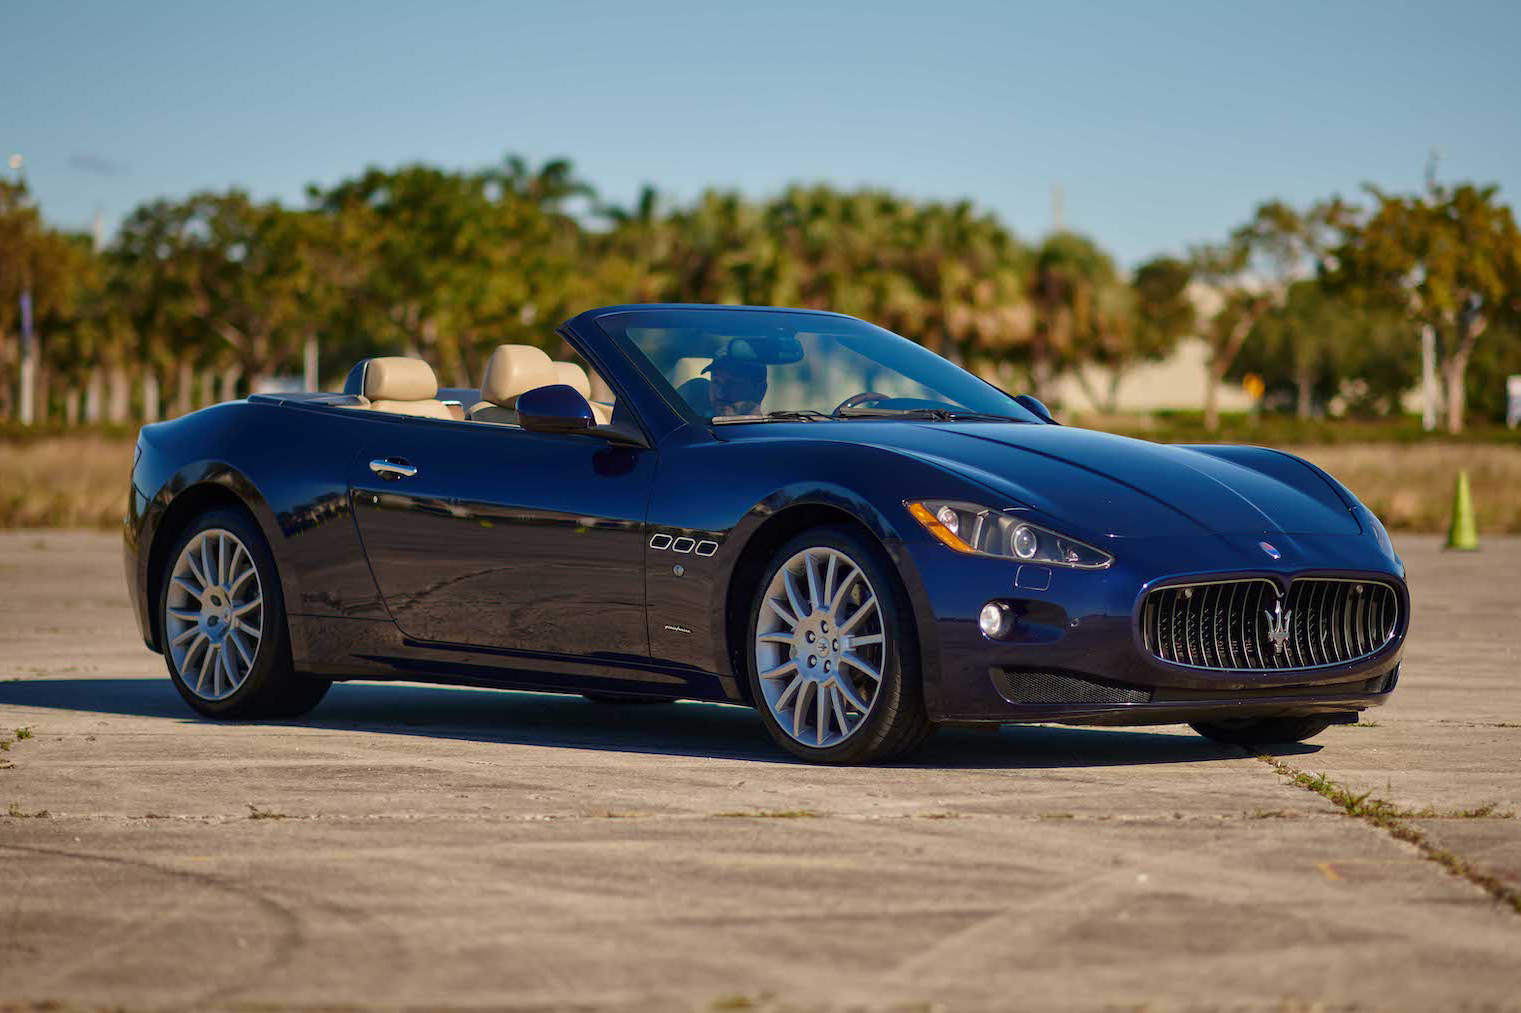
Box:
[1141,578,1399,671]
[994,668,1151,705]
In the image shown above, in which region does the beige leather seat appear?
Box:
[362,358,454,420]
[553,362,613,425]
[470,344,556,424]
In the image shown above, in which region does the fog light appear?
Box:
[979,602,1008,638]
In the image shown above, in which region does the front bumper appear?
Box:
[898,531,1408,726]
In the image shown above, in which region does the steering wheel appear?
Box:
[832,392,891,414]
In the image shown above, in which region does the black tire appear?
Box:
[158,507,330,720]
[745,525,933,764]
[1189,714,1335,747]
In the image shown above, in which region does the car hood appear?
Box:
[737,422,1361,538]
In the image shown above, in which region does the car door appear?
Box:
[348,412,655,663]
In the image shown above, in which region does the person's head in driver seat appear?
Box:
[703,340,768,416]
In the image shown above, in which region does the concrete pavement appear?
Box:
[1,531,1518,1011]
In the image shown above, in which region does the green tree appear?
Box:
[0,180,105,421]
[1062,254,1196,415]
[112,191,314,390]
[1193,198,1354,429]
[1334,182,1521,432]
[1232,280,1413,418]
[1023,231,1122,406]
[311,157,593,383]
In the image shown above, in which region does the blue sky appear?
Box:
[5,0,1518,265]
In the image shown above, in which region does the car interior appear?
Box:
[342,345,615,427]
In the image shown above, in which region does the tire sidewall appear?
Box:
[745,526,919,763]
[159,507,291,719]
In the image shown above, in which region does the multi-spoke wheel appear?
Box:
[746,526,932,764]
[165,528,263,701]
[158,507,330,719]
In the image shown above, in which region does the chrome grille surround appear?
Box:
[1140,577,1400,672]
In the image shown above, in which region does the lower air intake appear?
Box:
[994,669,1151,705]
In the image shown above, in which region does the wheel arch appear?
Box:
[719,493,931,707]
[142,465,287,653]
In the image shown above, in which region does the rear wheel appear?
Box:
[746,526,932,764]
[1189,715,1335,746]
[159,507,330,719]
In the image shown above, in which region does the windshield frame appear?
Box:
[590,306,1040,427]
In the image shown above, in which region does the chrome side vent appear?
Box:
[1141,578,1399,672]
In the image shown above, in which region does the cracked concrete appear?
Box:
[1,531,1518,1011]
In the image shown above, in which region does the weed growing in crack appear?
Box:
[1259,755,1521,916]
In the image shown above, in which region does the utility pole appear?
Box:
[1421,324,1438,432]
[303,334,319,392]
[1424,147,1444,194]
[9,154,35,426]
[1052,184,1065,233]
[1419,148,1443,431]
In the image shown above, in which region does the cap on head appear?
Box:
[702,338,767,376]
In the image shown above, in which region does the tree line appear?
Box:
[2,154,1519,433]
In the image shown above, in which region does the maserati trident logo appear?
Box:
[1259,541,1281,559]
[1264,599,1292,655]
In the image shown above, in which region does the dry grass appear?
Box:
[1293,443,1521,534]
[1,433,1517,532]
[0,434,131,529]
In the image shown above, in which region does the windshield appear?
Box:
[594,308,1039,424]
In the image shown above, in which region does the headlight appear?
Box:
[907,500,1112,569]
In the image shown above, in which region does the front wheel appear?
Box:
[159,507,330,719]
[1190,715,1335,746]
[746,526,933,764]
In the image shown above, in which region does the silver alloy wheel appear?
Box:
[754,546,887,748]
[164,528,263,701]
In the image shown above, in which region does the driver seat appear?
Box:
[553,361,613,425]
[470,344,556,424]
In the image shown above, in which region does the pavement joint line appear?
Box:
[0,809,1373,826]
[1255,753,1521,918]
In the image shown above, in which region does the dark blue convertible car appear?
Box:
[124,305,1408,763]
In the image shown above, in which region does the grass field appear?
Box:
[2,426,1519,533]
[1,434,133,529]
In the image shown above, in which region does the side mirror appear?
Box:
[516,384,595,435]
[1014,394,1059,425]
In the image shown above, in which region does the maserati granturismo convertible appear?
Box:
[124,304,1408,763]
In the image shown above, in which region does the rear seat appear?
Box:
[349,357,454,420]
[341,348,614,427]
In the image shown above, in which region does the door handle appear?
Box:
[369,458,417,480]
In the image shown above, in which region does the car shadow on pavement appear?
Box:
[0,676,1321,768]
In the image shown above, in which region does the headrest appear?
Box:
[552,362,592,399]
[481,344,555,405]
[363,357,438,402]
